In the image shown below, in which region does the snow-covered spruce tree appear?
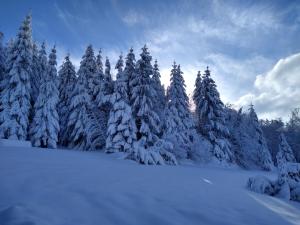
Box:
[104,57,114,96]
[125,48,136,100]
[92,49,105,100]
[0,32,6,90]
[0,15,32,140]
[57,54,77,146]
[96,49,103,74]
[247,104,274,170]
[130,46,158,144]
[30,47,59,148]
[197,67,233,163]
[30,42,40,103]
[66,73,93,150]
[164,63,195,159]
[128,45,176,165]
[106,63,137,153]
[152,59,166,123]
[193,71,203,132]
[77,45,97,98]
[115,54,124,80]
[276,133,296,167]
[48,46,58,84]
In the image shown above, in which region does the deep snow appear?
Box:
[0,146,300,225]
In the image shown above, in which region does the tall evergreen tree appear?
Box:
[115,54,124,80]
[124,48,136,100]
[106,66,137,153]
[276,133,296,167]
[77,45,97,97]
[164,63,195,159]
[30,47,59,148]
[30,42,40,103]
[0,32,6,90]
[104,57,113,95]
[66,74,93,150]
[96,49,103,74]
[0,15,32,140]
[197,67,233,163]
[247,104,274,170]
[127,45,163,163]
[57,54,77,146]
[48,46,58,83]
[193,71,203,131]
[152,59,166,121]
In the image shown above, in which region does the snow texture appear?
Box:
[1,146,300,225]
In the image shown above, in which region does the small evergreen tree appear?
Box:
[197,67,233,163]
[57,54,77,146]
[276,133,296,167]
[0,15,32,140]
[30,46,59,148]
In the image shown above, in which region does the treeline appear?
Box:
[0,15,298,168]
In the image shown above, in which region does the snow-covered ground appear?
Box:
[1,147,300,225]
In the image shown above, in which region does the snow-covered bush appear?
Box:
[126,139,177,165]
[247,162,300,202]
[189,135,213,163]
[247,176,276,195]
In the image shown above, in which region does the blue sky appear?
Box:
[1,0,300,120]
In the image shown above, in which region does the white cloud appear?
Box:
[122,10,147,26]
[236,53,300,120]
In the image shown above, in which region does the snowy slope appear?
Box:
[0,147,300,225]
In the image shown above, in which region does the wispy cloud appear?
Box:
[121,9,148,26]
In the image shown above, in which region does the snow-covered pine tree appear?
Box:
[106,63,137,153]
[96,49,103,74]
[66,73,93,150]
[193,71,203,132]
[93,49,104,100]
[164,63,195,159]
[48,46,58,85]
[197,67,233,163]
[152,59,166,123]
[125,48,136,100]
[30,47,59,148]
[57,54,77,146]
[115,54,124,80]
[276,133,296,167]
[104,57,114,95]
[30,42,40,103]
[77,45,97,97]
[247,104,274,170]
[127,45,168,164]
[0,32,6,90]
[0,15,32,140]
